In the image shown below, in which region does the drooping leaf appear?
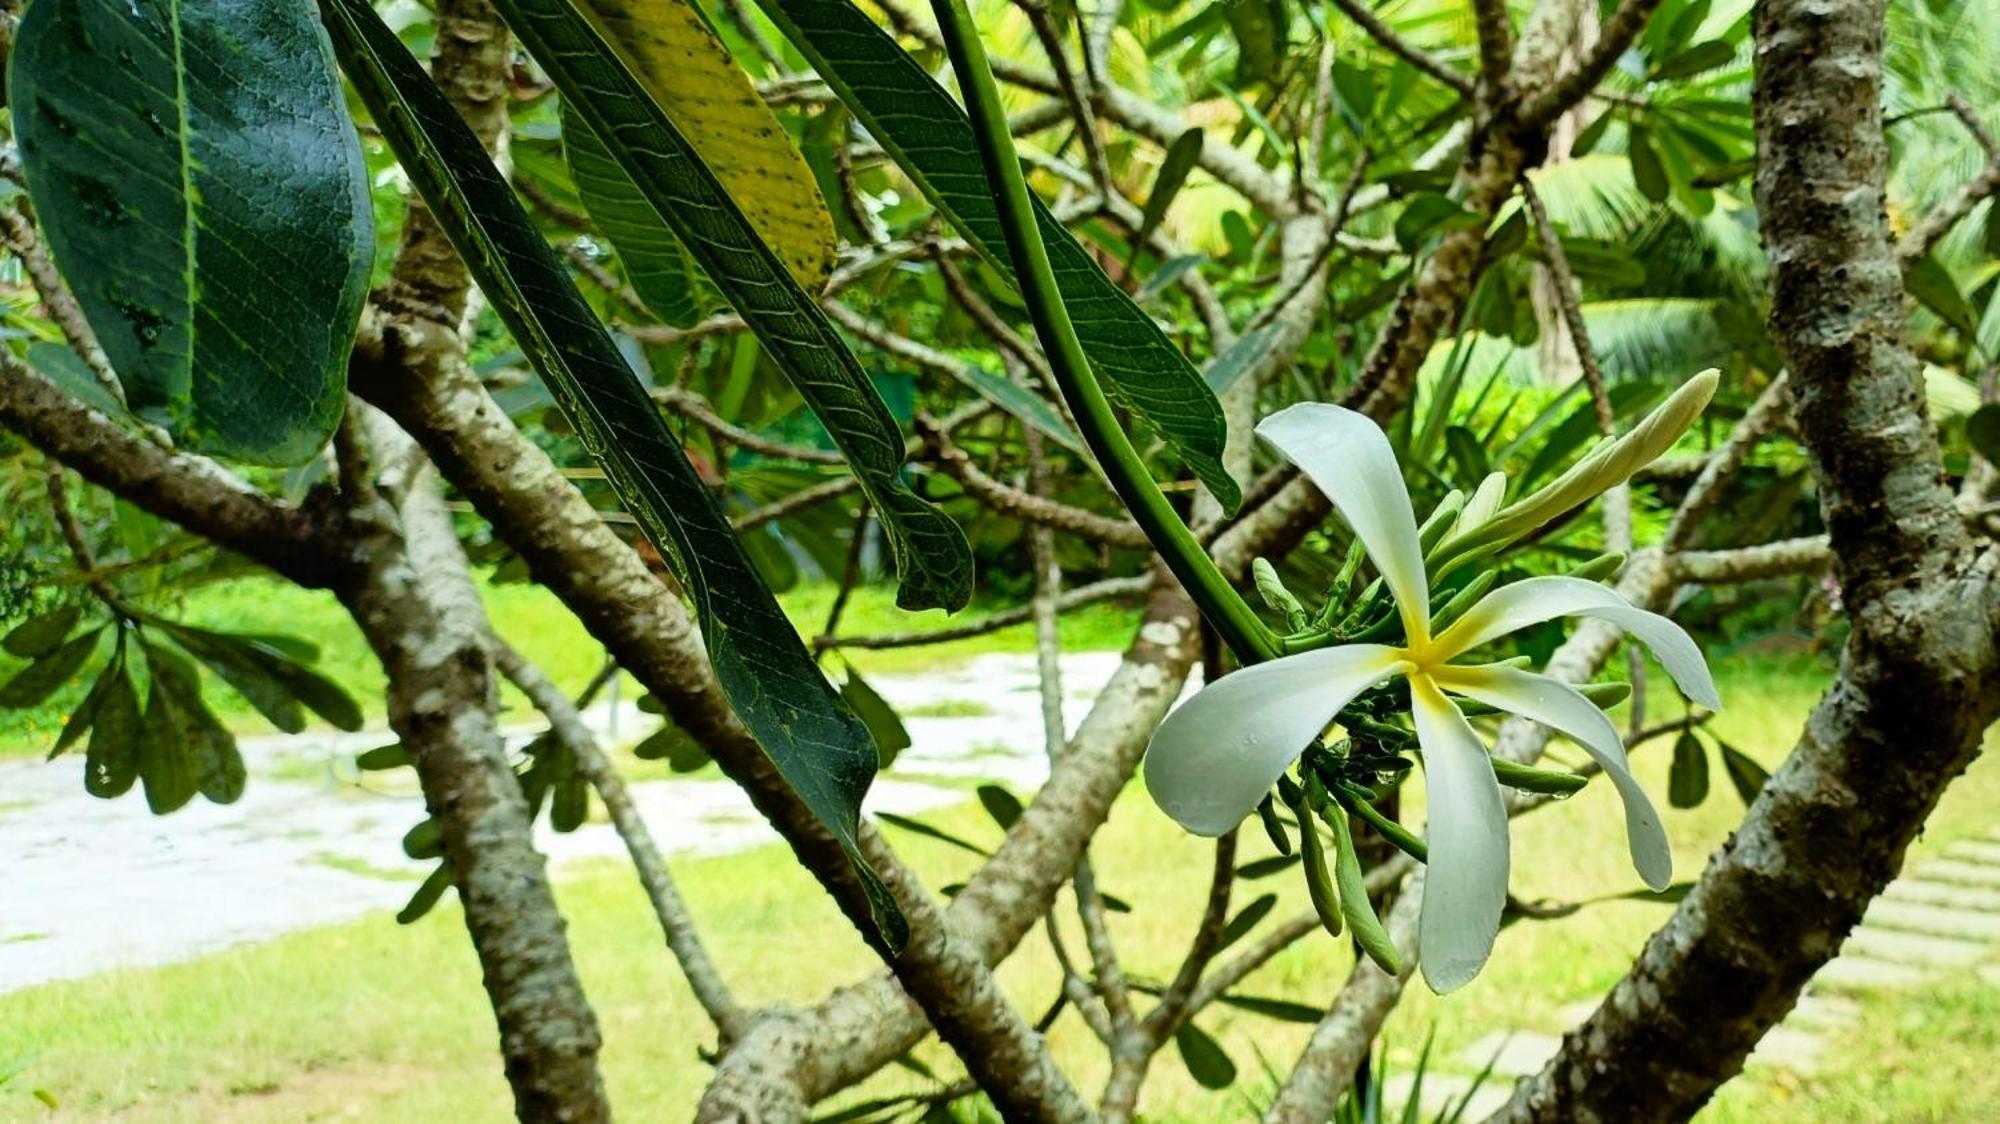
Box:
[83,657,140,799]
[1651,40,1736,80]
[977,783,1024,831]
[11,0,372,464]
[1205,321,1286,394]
[148,643,245,804]
[161,626,307,734]
[634,719,714,772]
[1669,730,1710,808]
[875,811,993,857]
[1224,0,1286,84]
[1236,853,1302,879]
[1218,892,1277,951]
[398,863,455,924]
[1968,404,2000,464]
[2,605,81,660]
[1629,126,1670,204]
[570,0,835,289]
[49,649,118,759]
[563,105,701,327]
[356,743,413,771]
[950,363,1085,456]
[1174,1021,1239,1089]
[322,0,908,951]
[1131,128,1205,266]
[480,0,971,613]
[1716,739,1770,807]
[136,649,197,814]
[754,0,1240,512]
[1905,255,1979,336]
[1216,992,1324,1023]
[0,627,102,709]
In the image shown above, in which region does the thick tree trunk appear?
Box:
[1490,0,2000,1118]
[339,411,611,1123]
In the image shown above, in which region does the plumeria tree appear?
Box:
[1,0,1997,1119]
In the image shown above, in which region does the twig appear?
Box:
[655,386,848,465]
[1896,94,2000,266]
[1519,0,1668,129]
[1325,0,1474,98]
[916,413,1149,548]
[818,575,1152,652]
[1014,0,1112,191]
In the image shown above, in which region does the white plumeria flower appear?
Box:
[1144,380,1722,994]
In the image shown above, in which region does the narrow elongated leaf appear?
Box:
[398,863,455,924]
[1629,127,1670,203]
[840,665,910,769]
[3,605,81,659]
[137,651,197,814]
[1219,892,1277,951]
[11,0,371,464]
[755,0,1240,512]
[953,363,1085,456]
[1130,128,1204,266]
[1716,739,1770,807]
[563,105,701,326]
[493,0,971,613]
[322,0,908,951]
[1651,39,1736,80]
[162,627,307,734]
[572,0,835,288]
[1669,731,1709,808]
[49,653,118,759]
[1905,256,1979,336]
[875,811,993,857]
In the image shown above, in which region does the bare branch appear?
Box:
[916,413,1150,548]
[1326,0,1474,97]
[655,386,848,465]
[1896,94,2000,265]
[1671,535,1832,582]
[1519,0,1668,129]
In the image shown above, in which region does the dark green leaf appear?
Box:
[1572,110,1613,157]
[1443,425,1491,486]
[0,627,102,709]
[481,0,971,613]
[977,783,1023,830]
[1134,253,1207,303]
[83,657,140,798]
[950,362,1085,456]
[1236,853,1301,879]
[160,627,307,734]
[634,721,713,772]
[49,653,118,759]
[563,105,700,327]
[3,605,82,659]
[1652,40,1736,80]
[1224,0,1286,84]
[1629,127,1670,203]
[25,342,125,418]
[323,0,907,951]
[1395,193,1478,252]
[11,0,372,464]
[1716,739,1769,807]
[1205,321,1286,395]
[149,643,244,804]
[875,811,993,857]
[550,753,589,832]
[841,666,910,769]
[402,818,444,860]
[1132,129,1204,265]
[1174,1021,1239,1089]
[1968,404,2000,464]
[1218,892,1276,951]
[1216,992,1324,1023]
[1669,731,1710,808]
[398,863,455,924]
[136,648,198,813]
[754,0,1240,512]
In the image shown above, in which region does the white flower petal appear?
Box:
[1257,404,1432,642]
[1432,664,1672,891]
[1409,675,1509,994]
[1430,577,1721,710]
[1144,645,1406,836]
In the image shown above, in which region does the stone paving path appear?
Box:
[1388,829,2000,1118]
[0,651,1140,993]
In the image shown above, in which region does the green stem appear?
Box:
[927,0,1278,663]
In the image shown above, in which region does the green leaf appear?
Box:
[1224,0,1287,84]
[402,818,444,860]
[1968,404,2000,464]
[1205,321,1285,394]
[1216,992,1324,1023]
[0,627,102,709]
[977,783,1024,831]
[83,657,140,798]
[1236,853,1301,879]
[148,643,245,804]
[398,863,456,925]
[1571,110,1614,157]
[357,743,412,771]
[563,105,700,327]
[322,0,908,952]
[1905,256,1980,336]
[754,0,1240,512]
[550,753,589,832]
[135,649,197,814]
[1669,730,1710,808]
[482,0,971,614]
[841,665,910,769]
[3,605,81,659]
[570,0,836,289]
[1132,128,1205,266]
[875,811,993,857]
[11,0,371,464]
[634,720,713,772]
[49,651,119,759]
[1651,40,1736,80]
[951,364,1086,457]
[25,342,125,418]
[160,626,306,734]
[1716,739,1770,807]
[1218,892,1277,951]
[1629,127,1670,203]
[1174,1021,1239,1089]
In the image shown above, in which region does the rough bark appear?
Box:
[1491,0,2000,1117]
[337,409,611,1123]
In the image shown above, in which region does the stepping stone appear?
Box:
[1884,878,2000,913]
[1815,954,1935,992]
[1867,898,2000,943]
[1947,840,2000,865]
[1462,1030,1563,1078]
[1748,1025,1827,1074]
[1383,1071,1514,1121]
[1785,992,1860,1030]
[1846,926,1993,967]
[1917,859,2000,889]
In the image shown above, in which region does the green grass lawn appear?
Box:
[3,657,1996,1121]
[0,577,1146,758]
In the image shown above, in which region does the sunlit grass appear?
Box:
[3,657,1996,1120]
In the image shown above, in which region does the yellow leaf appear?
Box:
[576,0,835,289]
